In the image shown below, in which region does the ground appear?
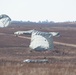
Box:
[0,23,76,75]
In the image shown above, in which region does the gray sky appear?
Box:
[0,0,76,22]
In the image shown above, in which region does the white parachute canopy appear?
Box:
[29,30,54,50]
[14,30,60,51]
[0,14,11,27]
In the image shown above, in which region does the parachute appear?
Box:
[0,14,11,27]
[29,30,54,50]
[14,30,60,50]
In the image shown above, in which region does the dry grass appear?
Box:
[0,62,76,75]
[0,25,76,75]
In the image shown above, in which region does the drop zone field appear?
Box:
[0,22,76,75]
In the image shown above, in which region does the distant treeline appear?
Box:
[9,20,76,27]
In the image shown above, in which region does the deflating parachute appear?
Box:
[0,14,11,27]
[14,30,60,50]
[29,30,54,50]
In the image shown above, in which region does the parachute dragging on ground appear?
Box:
[14,30,60,51]
[0,14,11,27]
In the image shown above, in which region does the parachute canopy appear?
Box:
[29,30,54,50]
[14,30,60,50]
[0,14,11,27]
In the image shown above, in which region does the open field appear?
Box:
[0,23,76,75]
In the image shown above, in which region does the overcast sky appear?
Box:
[0,0,76,22]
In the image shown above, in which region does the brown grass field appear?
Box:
[0,23,76,75]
